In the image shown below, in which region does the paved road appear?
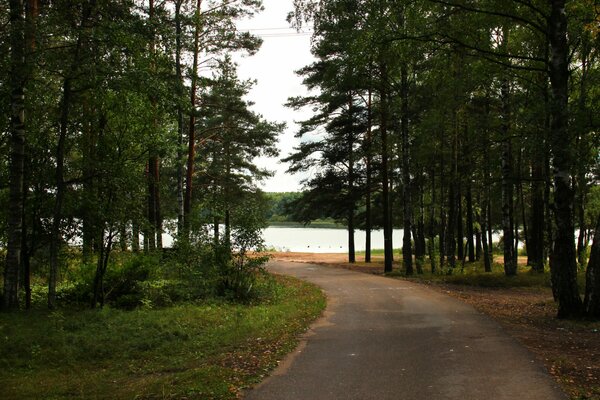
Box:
[244,261,566,400]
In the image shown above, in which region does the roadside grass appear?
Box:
[267,220,344,229]
[394,259,592,290]
[0,274,326,400]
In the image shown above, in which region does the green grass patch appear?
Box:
[0,275,326,399]
[389,260,589,289]
[267,219,345,229]
[355,248,403,257]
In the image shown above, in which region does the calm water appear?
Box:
[156,225,515,253]
[262,227,405,253]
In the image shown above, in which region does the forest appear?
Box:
[1,0,289,311]
[0,0,599,317]
[1,0,599,398]
[284,0,600,319]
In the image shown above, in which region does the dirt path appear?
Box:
[244,261,566,400]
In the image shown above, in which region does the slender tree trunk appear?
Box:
[481,199,492,273]
[225,210,231,248]
[576,40,590,267]
[380,61,393,273]
[49,19,85,307]
[447,128,457,270]
[429,168,437,273]
[457,183,464,262]
[147,159,157,250]
[475,191,482,262]
[92,229,114,309]
[500,68,516,276]
[466,183,475,262]
[401,66,413,275]
[147,0,162,250]
[154,158,162,249]
[517,152,529,268]
[530,158,545,271]
[483,112,493,271]
[548,0,582,318]
[4,0,27,310]
[132,222,140,252]
[184,0,202,233]
[175,0,185,236]
[584,215,600,318]
[213,217,219,246]
[347,94,356,263]
[22,169,31,309]
[416,174,426,274]
[20,0,36,308]
[439,135,446,270]
[364,86,373,263]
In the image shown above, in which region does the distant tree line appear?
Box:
[287,0,599,318]
[1,0,282,310]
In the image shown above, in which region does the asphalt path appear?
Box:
[244,261,567,400]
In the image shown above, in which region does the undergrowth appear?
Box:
[0,274,326,399]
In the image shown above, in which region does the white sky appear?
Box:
[235,0,315,193]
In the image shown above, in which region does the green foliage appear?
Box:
[0,275,326,399]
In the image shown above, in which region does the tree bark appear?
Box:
[548,0,582,318]
[500,68,516,276]
[401,65,413,275]
[184,0,202,233]
[4,0,26,310]
[347,95,356,264]
[584,215,600,318]
[466,183,475,262]
[175,0,185,236]
[429,168,437,273]
[380,60,393,273]
[364,86,373,263]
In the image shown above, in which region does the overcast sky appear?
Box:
[235,0,315,193]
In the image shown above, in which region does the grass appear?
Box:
[391,259,590,290]
[0,274,326,400]
[267,219,345,229]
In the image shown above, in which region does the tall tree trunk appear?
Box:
[4,0,27,310]
[348,95,356,264]
[49,24,86,307]
[154,157,162,249]
[480,191,492,272]
[466,183,475,262]
[457,182,464,262]
[548,0,582,318]
[576,38,590,267]
[584,215,600,318]
[380,61,393,273]
[48,73,73,309]
[530,158,545,271]
[500,65,516,276]
[416,173,426,274]
[401,65,413,275]
[447,127,457,270]
[132,222,140,252]
[184,0,202,233]
[21,165,31,309]
[175,0,185,236]
[439,135,446,270]
[364,86,373,263]
[147,159,157,250]
[428,168,437,273]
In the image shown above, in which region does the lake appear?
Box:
[157,225,510,253]
[262,227,405,253]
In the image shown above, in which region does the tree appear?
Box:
[3,0,27,310]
